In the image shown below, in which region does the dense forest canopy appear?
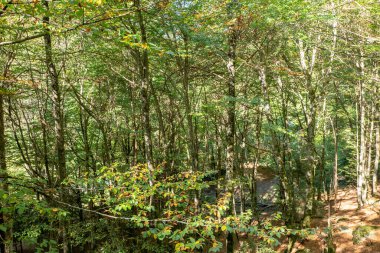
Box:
[0,0,379,252]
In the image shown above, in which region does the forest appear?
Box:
[0,0,379,252]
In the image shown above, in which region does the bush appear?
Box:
[352,225,376,244]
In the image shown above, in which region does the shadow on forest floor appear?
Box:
[276,187,380,252]
[213,167,380,253]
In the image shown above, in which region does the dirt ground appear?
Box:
[217,165,380,252]
[281,187,380,252]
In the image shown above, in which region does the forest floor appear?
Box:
[280,187,380,252]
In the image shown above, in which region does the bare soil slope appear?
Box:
[286,187,380,252]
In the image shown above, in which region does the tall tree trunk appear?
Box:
[43,0,66,183]
[373,107,379,195]
[330,114,339,206]
[357,48,367,208]
[367,104,374,195]
[182,33,198,174]
[329,4,339,207]
[298,37,319,221]
[226,0,238,193]
[0,56,13,253]
[181,32,199,208]
[260,66,291,222]
[318,98,327,201]
[251,109,262,215]
[134,0,154,205]
[226,1,238,251]
[43,1,67,251]
[0,92,11,253]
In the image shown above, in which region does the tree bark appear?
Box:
[134,0,154,205]
[298,37,319,221]
[0,55,13,253]
[182,33,198,174]
[357,48,367,208]
[330,115,339,205]
[373,107,379,194]
[43,0,66,183]
[226,0,238,191]
[43,1,68,251]
[367,104,374,195]
[226,1,238,251]
[180,32,200,207]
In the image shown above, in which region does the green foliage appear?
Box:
[1,0,379,251]
[352,225,378,244]
[2,164,307,252]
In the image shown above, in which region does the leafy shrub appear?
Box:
[352,225,376,244]
[3,164,314,252]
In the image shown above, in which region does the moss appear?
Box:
[352,225,377,244]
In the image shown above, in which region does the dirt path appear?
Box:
[329,188,380,252]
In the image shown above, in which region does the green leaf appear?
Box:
[0,224,6,232]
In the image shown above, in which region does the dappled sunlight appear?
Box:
[1,0,379,252]
[287,187,380,252]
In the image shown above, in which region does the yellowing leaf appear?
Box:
[175,242,184,252]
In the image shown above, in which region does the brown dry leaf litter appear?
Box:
[282,187,380,252]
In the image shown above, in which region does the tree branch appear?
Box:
[0,12,130,47]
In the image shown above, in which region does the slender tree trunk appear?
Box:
[134,0,154,205]
[367,104,374,195]
[251,110,262,215]
[357,48,367,208]
[182,33,198,174]
[226,0,238,197]
[43,1,68,251]
[216,123,222,199]
[181,32,199,208]
[277,74,295,224]
[298,37,319,221]
[0,53,13,253]
[226,1,238,251]
[43,0,66,183]
[373,107,379,195]
[329,4,339,207]
[40,100,52,186]
[150,81,165,155]
[0,83,12,253]
[318,98,327,201]
[330,115,339,206]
